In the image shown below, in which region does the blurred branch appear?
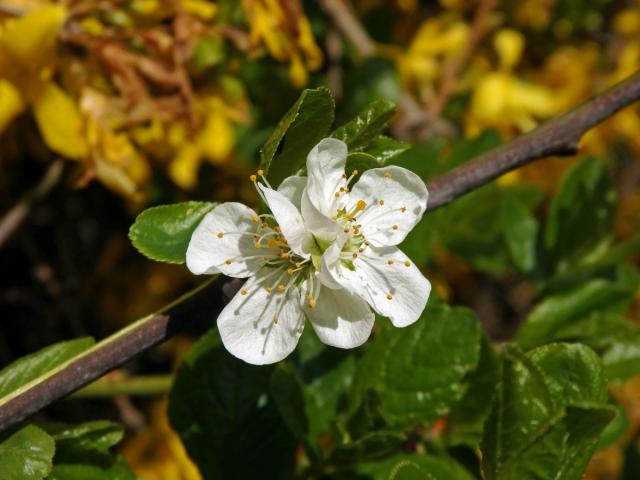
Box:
[430,0,497,115]
[0,161,64,249]
[427,70,640,210]
[318,0,376,58]
[0,70,640,433]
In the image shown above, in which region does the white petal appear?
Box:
[217,270,305,365]
[301,189,343,244]
[277,175,306,209]
[304,284,374,349]
[259,184,310,258]
[348,166,428,246]
[316,237,345,290]
[186,202,266,277]
[306,138,348,216]
[326,245,430,327]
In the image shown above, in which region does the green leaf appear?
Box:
[351,305,482,428]
[128,201,216,264]
[516,267,639,350]
[0,425,55,480]
[0,338,94,399]
[269,363,309,445]
[43,421,124,452]
[331,100,396,150]
[545,157,617,272]
[168,328,296,479]
[260,87,335,187]
[48,458,138,480]
[500,197,539,273]
[364,135,410,164]
[355,453,476,480]
[45,421,136,480]
[445,335,499,446]
[531,312,640,382]
[345,152,381,182]
[480,344,614,480]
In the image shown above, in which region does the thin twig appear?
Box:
[429,0,497,115]
[0,161,64,248]
[0,70,639,433]
[318,0,376,58]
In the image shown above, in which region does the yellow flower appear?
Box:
[169,96,246,189]
[243,0,323,87]
[398,15,469,92]
[122,399,202,480]
[0,5,88,158]
[467,29,560,135]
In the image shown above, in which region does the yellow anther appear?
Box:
[254,242,262,249]
[352,253,358,259]
[387,293,393,300]
[387,259,395,265]
[267,239,277,249]
[257,169,264,176]
[241,289,248,295]
[273,318,278,324]
[250,175,258,182]
[379,199,385,206]
[261,222,268,228]
[287,268,294,275]
[225,259,232,265]
[356,200,367,211]
[404,261,411,267]
[352,170,358,176]
[331,216,337,221]
[217,232,224,238]
[334,192,340,198]
[252,215,259,222]
[392,225,398,230]
[400,207,406,212]
[364,241,370,246]
[307,293,314,300]
[384,172,392,178]
[266,287,272,293]
[274,226,281,233]
[308,300,317,308]
[343,227,350,233]
[277,284,285,292]
[340,187,346,192]
[295,262,302,268]
[358,248,364,253]
[280,252,288,258]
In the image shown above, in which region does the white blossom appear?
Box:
[186,138,431,364]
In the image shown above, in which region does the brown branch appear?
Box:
[318,0,376,58]
[0,70,639,433]
[426,70,640,210]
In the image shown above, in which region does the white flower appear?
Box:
[186,138,431,364]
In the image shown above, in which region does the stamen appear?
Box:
[241,289,248,295]
[334,192,340,198]
[252,215,259,222]
[250,174,257,182]
[265,287,272,293]
[308,300,316,308]
[379,199,385,206]
[217,232,224,238]
[404,261,411,267]
[254,242,262,249]
[387,293,393,300]
[400,207,406,212]
[225,259,232,265]
[277,284,285,292]
[387,259,395,265]
[352,253,358,259]
[257,169,264,176]
[392,225,398,230]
